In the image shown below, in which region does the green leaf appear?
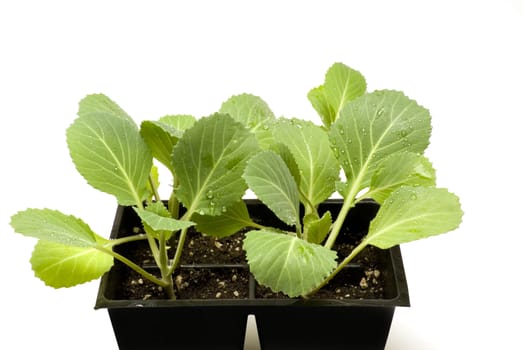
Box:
[137,201,174,240]
[308,63,367,127]
[365,186,463,249]
[140,121,180,173]
[31,237,113,288]
[140,115,195,173]
[134,207,195,232]
[77,94,135,125]
[304,211,332,244]
[330,90,431,198]
[272,143,301,187]
[244,230,337,297]
[145,200,172,217]
[307,86,334,128]
[172,113,259,216]
[192,200,252,238]
[158,114,196,133]
[273,119,339,207]
[10,209,96,247]
[243,151,301,229]
[67,95,153,206]
[220,94,276,149]
[365,152,436,203]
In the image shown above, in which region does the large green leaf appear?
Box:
[172,113,259,216]
[192,200,252,238]
[31,237,113,288]
[365,186,463,249]
[308,63,367,127]
[10,209,96,247]
[330,90,431,198]
[67,96,153,206]
[220,94,276,149]
[273,119,339,207]
[77,94,135,125]
[243,151,301,229]
[244,230,337,297]
[365,152,436,203]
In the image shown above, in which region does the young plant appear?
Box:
[240,63,463,297]
[10,95,263,299]
[9,62,463,301]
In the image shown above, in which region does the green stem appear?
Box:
[97,245,168,288]
[296,221,303,239]
[298,187,318,218]
[104,232,177,296]
[149,174,161,203]
[324,197,354,249]
[107,234,148,247]
[168,226,189,276]
[145,231,161,267]
[168,189,179,219]
[305,241,368,297]
[158,232,176,299]
[248,220,267,230]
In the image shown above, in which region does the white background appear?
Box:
[1,1,522,349]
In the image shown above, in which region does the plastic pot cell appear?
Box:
[96,199,409,350]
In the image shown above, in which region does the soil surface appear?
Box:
[112,225,389,301]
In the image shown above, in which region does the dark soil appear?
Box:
[118,266,251,300]
[115,228,247,267]
[111,203,389,301]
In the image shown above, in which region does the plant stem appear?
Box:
[168,173,180,218]
[298,187,318,218]
[324,197,354,249]
[168,189,179,219]
[145,230,161,267]
[296,221,303,239]
[248,220,267,230]
[107,234,149,246]
[168,226,189,276]
[149,174,161,202]
[105,232,176,297]
[305,241,368,297]
[97,245,168,288]
[158,231,176,298]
